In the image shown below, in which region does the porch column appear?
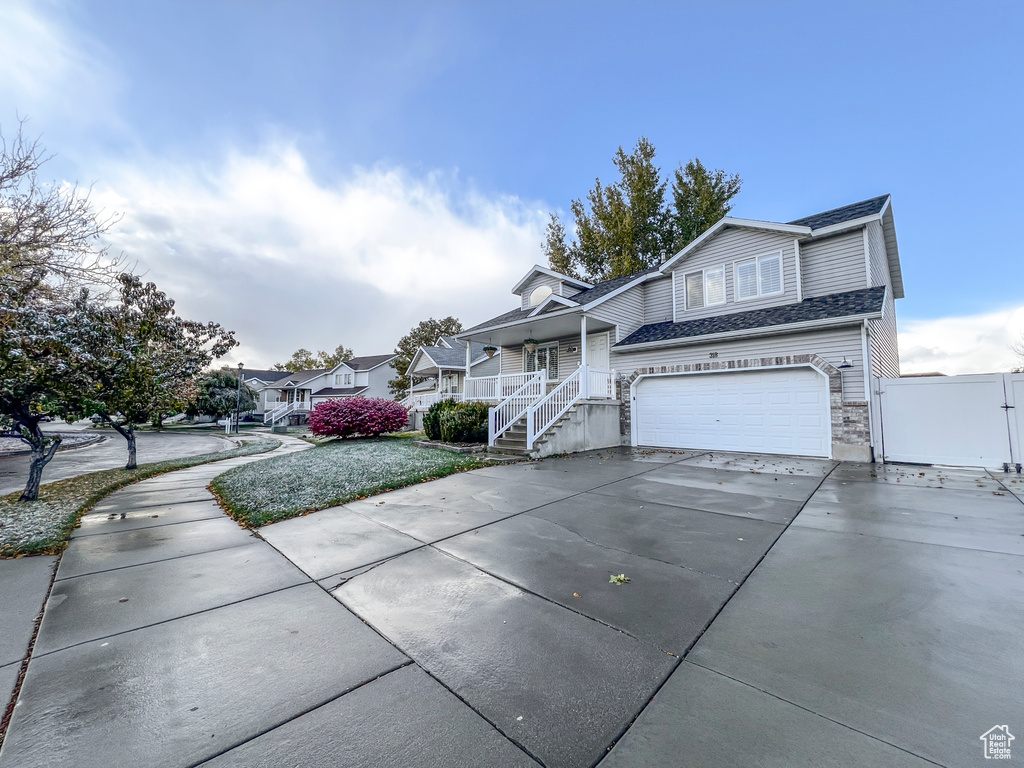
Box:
[580,315,589,398]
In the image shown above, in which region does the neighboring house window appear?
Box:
[683,266,726,310]
[334,373,354,386]
[735,253,783,300]
[524,342,558,379]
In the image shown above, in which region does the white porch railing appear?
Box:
[404,391,463,410]
[522,367,616,450]
[263,400,311,425]
[488,370,546,445]
[465,372,541,401]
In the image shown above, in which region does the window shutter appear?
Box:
[685,272,705,309]
[705,267,725,305]
[736,260,757,299]
[759,254,782,294]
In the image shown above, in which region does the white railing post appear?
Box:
[582,364,590,399]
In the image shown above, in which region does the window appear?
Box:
[683,266,726,310]
[335,372,353,386]
[529,285,553,307]
[524,342,558,379]
[735,253,783,300]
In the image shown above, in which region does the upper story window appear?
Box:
[524,342,558,380]
[335,372,353,386]
[529,285,553,306]
[735,253,783,300]
[683,266,726,311]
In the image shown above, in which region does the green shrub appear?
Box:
[439,400,490,443]
[423,399,459,441]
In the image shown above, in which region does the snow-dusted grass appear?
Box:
[0,437,279,557]
[211,439,483,527]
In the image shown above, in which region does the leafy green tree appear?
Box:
[388,317,463,397]
[543,139,741,282]
[273,343,353,371]
[670,158,743,252]
[67,274,238,469]
[187,369,256,419]
[0,284,97,499]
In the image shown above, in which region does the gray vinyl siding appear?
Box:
[588,285,645,342]
[519,274,571,309]
[362,367,395,400]
[865,221,900,378]
[644,276,673,323]
[800,230,867,298]
[500,338,581,381]
[470,352,501,377]
[612,326,868,401]
[669,228,799,321]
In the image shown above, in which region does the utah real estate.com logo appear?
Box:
[980,725,1014,760]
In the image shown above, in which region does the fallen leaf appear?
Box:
[573,592,581,598]
[609,573,630,585]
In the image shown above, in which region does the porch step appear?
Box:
[490,406,579,456]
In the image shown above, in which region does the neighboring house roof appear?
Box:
[413,337,495,370]
[788,194,890,229]
[311,386,369,397]
[241,369,291,384]
[616,286,886,347]
[269,369,329,388]
[343,353,397,371]
[412,378,436,392]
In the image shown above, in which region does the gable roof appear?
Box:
[343,353,397,371]
[269,368,329,388]
[788,194,890,229]
[413,337,494,370]
[511,265,592,295]
[616,286,886,348]
[241,369,291,384]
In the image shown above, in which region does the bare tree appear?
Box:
[1,118,123,298]
[1012,332,1024,373]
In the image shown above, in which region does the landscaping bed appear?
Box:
[211,438,484,527]
[0,437,280,557]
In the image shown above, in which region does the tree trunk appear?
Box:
[103,415,138,469]
[18,425,62,502]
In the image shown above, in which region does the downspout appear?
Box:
[794,238,803,302]
[861,319,878,462]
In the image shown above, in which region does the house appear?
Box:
[403,336,501,410]
[260,353,398,426]
[456,194,902,461]
[240,369,292,417]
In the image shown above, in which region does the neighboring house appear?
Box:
[240,370,292,417]
[403,336,501,409]
[457,194,902,461]
[261,353,398,426]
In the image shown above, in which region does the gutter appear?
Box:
[613,311,883,352]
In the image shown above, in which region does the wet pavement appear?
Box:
[1,449,1021,767]
[0,430,233,496]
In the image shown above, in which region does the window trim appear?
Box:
[523,341,559,381]
[734,252,784,302]
[682,265,728,311]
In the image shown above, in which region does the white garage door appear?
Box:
[634,367,831,457]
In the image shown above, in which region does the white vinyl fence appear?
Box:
[876,373,1023,469]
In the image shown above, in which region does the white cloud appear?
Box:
[899,306,1024,375]
[0,0,125,139]
[92,144,548,367]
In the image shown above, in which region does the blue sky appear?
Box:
[3,0,1022,372]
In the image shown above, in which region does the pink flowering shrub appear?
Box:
[307,397,409,438]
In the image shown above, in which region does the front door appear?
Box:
[587,332,610,370]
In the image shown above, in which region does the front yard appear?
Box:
[211,439,485,527]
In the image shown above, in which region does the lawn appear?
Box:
[211,438,484,527]
[0,437,280,557]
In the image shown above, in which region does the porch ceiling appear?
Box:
[462,312,614,348]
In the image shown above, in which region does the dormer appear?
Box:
[512,265,592,310]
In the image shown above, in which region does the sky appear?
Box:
[2,0,1022,373]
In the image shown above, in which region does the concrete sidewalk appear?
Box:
[2,447,1021,767]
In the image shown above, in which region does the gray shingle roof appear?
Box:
[311,386,369,397]
[463,268,657,335]
[241,369,291,383]
[270,369,329,387]
[344,354,396,371]
[615,287,886,347]
[788,195,889,230]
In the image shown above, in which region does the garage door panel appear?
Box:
[635,368,830,458]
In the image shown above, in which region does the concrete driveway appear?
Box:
[0,430,232,496]
[1,448,1021,767]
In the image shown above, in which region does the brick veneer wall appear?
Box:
[617,354,872,459]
